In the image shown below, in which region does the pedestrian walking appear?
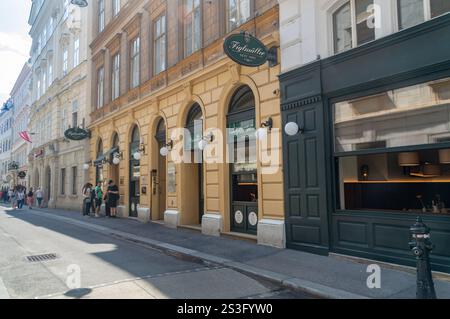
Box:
[17,188,25,209]
[7,188,13,204]
[107,180,119,218]
[10,188,17,209]
[36,188,44,208]
[27,188,34,209]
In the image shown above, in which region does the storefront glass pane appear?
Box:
[334,78,450,153]
[398,0,424,30]
[336,149,450,215]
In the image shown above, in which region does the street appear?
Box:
[0,206,312,299]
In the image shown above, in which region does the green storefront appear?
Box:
[280,14,450,273]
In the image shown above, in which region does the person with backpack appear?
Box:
[94,182,103,218]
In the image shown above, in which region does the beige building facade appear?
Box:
[28,0,91,209]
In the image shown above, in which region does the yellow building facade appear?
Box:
[89,0,285,247]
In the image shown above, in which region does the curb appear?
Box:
[26,209,369,299]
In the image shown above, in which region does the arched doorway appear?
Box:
[154,119,167,221]
[129,126,140,218]
[111,133,120,185]
[95,140,104,184]
[184,104,204,225]
[227,86,258,235]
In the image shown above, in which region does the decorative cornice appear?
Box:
[281,95,322,111]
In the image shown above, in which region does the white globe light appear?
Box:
[198,139,209,151]
[255,128,268,141]
[133,152,142,161]
[160,147,169,157]
[284,122,299,136]
[83,164,90,170]
[112,157,121,165]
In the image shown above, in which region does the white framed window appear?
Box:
[37,78,41,100]
[73,37,80,67]
[42,72,46,93]
[112,0,121,17]
[130,37,140,89]
[63,0,70,20]
[332,0,376,54]
[397,0,450,30]
[62,47,69,76]
[154,15,166,75]
[98,0,105,33]
[111,53,120,100]
[48,59,53,86]
[72,100,79,128]
[97,67,105,109]
[184,0,202,57]
[228,0,251,31]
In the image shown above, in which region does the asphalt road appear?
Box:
[0,206,312,299]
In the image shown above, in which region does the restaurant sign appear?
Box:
[64,127,91,141]
[18,171,26,179]
[224,32,269,67]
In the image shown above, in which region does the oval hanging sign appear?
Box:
[224,32,268,67]
[64,127,91,141]
[18,171,26,179]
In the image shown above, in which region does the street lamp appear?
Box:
[160,140,174,157]
[71,0,88,7]
[198,132,215,151]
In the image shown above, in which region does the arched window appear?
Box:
[112,132,120,149]
[155,118,166,143]
[131,126,140,144]
[185,103,203,151]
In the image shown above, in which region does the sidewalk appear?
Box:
[14,207,450,299]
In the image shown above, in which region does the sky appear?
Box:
[0,1,32,104]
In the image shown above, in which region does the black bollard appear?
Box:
[409,217,437,299]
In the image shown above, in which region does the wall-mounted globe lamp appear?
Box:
[255,118,273,141]
[284,122,304,136]
[160,140,174,157]
[112,151,123,165]
[198,132,215,151]
[133,141,145,161]
[83,161,92,171]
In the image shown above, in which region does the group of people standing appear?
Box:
[82,180,119,218]
[0,186,44,210]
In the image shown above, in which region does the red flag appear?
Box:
[19,131,32,143]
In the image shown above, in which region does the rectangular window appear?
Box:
[63,47,68,76]
[72,100,78,128]
[111,53,120,100]
[37,79,41,100]
[184,0,202,57]
[72,166,78,195]
[42,72,46,94]
[333,0,375,54]
[61,168,66,195]
[355,0,375,46]
[112,0,121,17]
[154,15,166,75]
[73,37,80,67]
[48,61,53,86]
[334,78,450,214]
[63,0,70,20]
[97,67,104,109]
[228,0,251,31]
[130,37,140,89]
[98,0,105,33]
[430,0,450,18]
[333,2,352,53]
[398,0,424,30]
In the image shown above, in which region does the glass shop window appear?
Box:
[334,77,450,215]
